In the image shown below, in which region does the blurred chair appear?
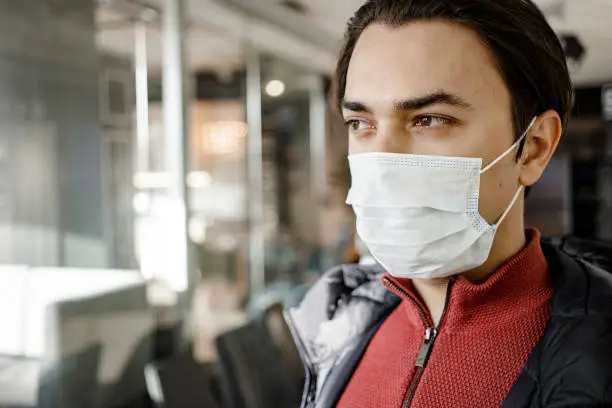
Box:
[191,276,249,364]
[214,322,301,408]
[144,349,223,408]
[103,329,154,408]
[263,302,305,387]
[152,321,184,364]
[101,318,183,408]
[37,343,102,408]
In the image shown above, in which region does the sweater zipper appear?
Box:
[382,277,454,408]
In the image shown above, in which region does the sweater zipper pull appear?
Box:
[415,327,438,368]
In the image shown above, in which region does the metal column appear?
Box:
[134,20,150,173]
[163,0,192,292]
[246,45,265,296]
[309,75,327,243]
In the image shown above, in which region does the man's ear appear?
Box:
[519,110,563,187]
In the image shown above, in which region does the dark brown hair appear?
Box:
[335,0,572,153]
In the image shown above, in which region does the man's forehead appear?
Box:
[345,21,502,105]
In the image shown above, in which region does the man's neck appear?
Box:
[462,220,527,284]
[411,212,527,326]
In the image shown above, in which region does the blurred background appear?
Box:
[0,0,610,407]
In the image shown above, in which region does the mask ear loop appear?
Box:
[480,117,537,174]
[494,185,524,229]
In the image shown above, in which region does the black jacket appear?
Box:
[286,237,612,407]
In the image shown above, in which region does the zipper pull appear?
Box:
[415,327,438,368]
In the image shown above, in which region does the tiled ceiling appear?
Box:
[97,0,612,85]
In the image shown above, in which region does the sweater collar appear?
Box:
[383,230,552,330]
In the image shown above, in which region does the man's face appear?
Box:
[342,21,521,224]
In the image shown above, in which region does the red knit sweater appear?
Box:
[338,231,552,408]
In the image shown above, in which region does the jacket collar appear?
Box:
[284,262,397,403]
[542,238,612,318]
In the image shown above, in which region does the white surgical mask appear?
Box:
[346,117,536,279]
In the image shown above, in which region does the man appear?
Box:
[285,0,612,407]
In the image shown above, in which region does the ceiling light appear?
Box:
[265,80,286,97]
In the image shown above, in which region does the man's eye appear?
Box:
[413,115,451,128]
[345,119,373,132]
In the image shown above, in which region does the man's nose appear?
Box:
[373,124,412,154]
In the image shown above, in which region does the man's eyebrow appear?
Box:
[341,100,372,113]
[392,92,472,111]
[341,92,472,114]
